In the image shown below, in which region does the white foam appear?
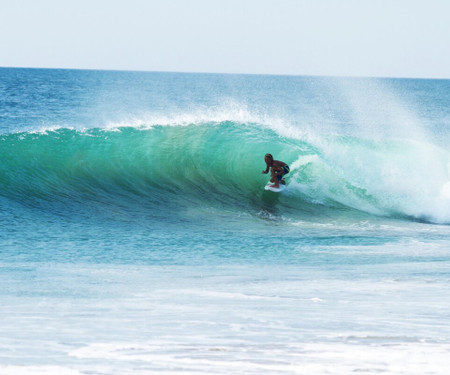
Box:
[69,341,450,374]
[292,132,450,223]
[0,366,81,375]
[328,79,450,223]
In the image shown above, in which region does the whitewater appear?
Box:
[0,68,449,374]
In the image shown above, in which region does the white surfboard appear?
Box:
[264,183,286,192]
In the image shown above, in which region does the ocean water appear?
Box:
[1,67,450,374]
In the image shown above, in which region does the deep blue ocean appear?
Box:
[1,67,450,374]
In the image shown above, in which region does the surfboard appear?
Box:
[264,183,286,192]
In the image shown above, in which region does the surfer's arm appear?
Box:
[262,165,270,174]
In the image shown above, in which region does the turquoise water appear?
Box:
[1,68,450,374]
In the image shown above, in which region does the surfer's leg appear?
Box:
[272,173,281,188]
[269,170,277,185]
[280,165,291,185]
[280,166,288,185]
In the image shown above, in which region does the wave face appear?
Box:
[1,69,450,225]
[1,120,449,224]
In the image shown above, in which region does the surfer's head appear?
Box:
[264,153,273,164]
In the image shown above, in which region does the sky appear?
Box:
[1,0,449,78]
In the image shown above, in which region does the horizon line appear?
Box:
[1,65,449,81]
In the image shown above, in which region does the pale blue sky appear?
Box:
[1,0,449,78]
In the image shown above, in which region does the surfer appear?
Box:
[262,153,290,188]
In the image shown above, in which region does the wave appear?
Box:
[1,120,449,224]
